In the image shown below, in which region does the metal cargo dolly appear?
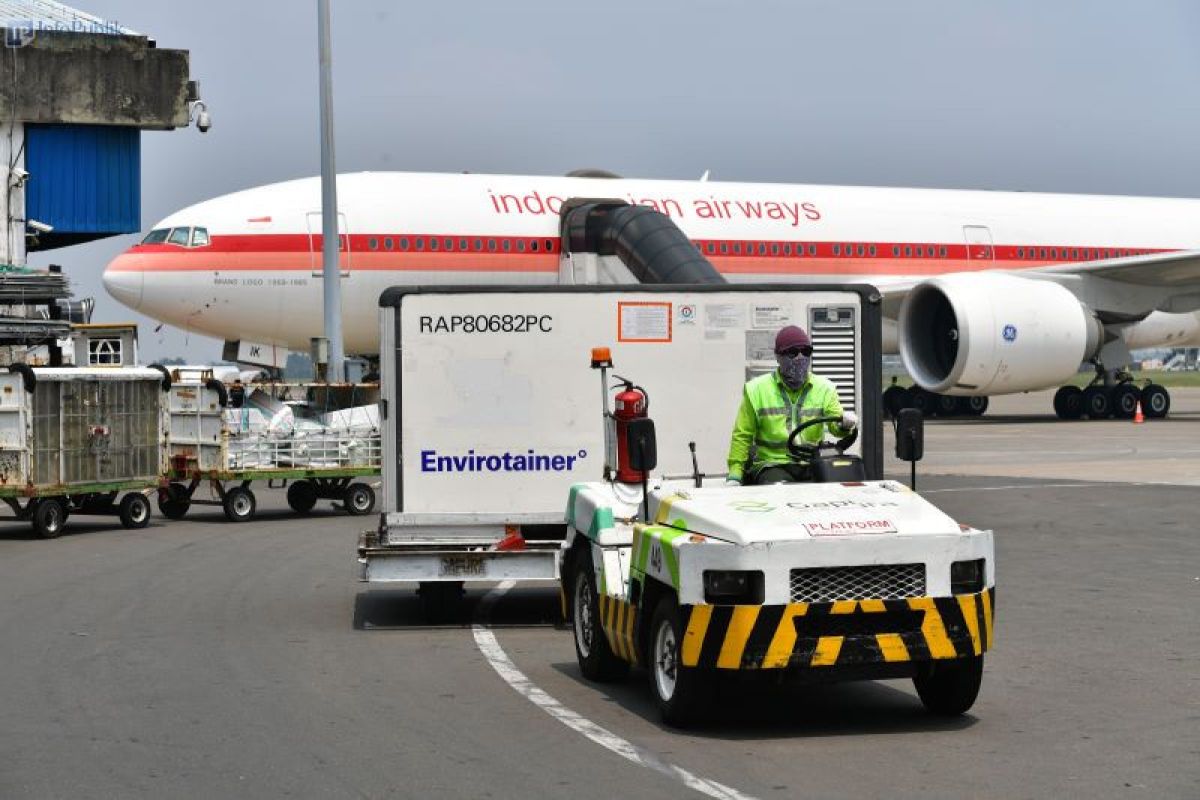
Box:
[161,379,382,522]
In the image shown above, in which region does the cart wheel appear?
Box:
[343,483,376,516]
[223,487,256,522]
[32,497,67,539]
[119,493,152,529]
[649,595,711,727]
[914,655,984,716]
[286,480,318,514]
[157,483,191,520]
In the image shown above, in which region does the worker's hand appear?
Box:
[840,411,859,430]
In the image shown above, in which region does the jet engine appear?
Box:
[899,273,1103,396]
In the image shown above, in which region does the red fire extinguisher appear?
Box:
[612,377,648,484]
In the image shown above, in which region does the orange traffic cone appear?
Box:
[1133,400,1145,424]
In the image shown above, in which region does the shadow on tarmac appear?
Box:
[352,585,564,631]
[550,660,979,739]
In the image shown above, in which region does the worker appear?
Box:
[726,324,858,485]
[229,378,245,408]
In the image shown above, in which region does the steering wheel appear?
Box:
[786,415,859,461]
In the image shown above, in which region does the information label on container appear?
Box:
[752,303,793,329]
[618,302,672,342]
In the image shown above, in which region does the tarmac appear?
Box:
[0,393,1197,799]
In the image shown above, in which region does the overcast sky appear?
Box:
[27,0,1200,361]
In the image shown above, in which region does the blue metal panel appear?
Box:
[24,124,140,235]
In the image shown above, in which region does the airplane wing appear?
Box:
[1039,248,1200,287]
[876,249,1200,320]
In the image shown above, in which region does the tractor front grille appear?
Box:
[789,563,926,603]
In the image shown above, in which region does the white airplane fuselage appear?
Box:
[104,171,1200,362]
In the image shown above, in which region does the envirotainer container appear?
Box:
[0,365,170,538]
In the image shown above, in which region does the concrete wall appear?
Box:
[0,31,191,129]
[1,123,27,267]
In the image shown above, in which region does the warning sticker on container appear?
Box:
[704,303,745,329]
[752,303,793,329]
[618,302,672,342]
[745,330,776,361]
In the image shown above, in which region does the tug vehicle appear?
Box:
[562,354,994,726]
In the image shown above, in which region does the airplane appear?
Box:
[103,170,1200,420]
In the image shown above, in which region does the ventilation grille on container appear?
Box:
[809,306,858,413]
[790,563,926,603]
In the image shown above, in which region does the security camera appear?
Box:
[190,100,211,133]
[8,168,29,187]
[27,219,54,234]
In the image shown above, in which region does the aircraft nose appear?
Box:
[103,253,144,310]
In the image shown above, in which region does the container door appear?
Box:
[0,375,28,486]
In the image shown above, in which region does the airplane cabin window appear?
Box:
[142,229,170,244]
[530,240,539,252]
[488,239,497,251]
[368,237,379,251]
[475,239,483,251]
[416,238,425,251]
[517,240,526,252]
[167,227,191,246]
[191,227,210,247]
[460,238,469,251]
[833,244,841,256]
[720,243,728,254]
[444,238,453,250]
[893,246,900,257]
[870,245,877,257]
[430,238,439,251]
[503,240,511,251]
[808,244,817,256]
[385,238,394,250]
[904,246,912,257]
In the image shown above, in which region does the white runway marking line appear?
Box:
[471,582,759,800]
[923,482,1120,493]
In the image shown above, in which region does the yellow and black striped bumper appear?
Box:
[680,588,995,670]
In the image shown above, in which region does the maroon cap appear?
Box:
[774,325,812,354]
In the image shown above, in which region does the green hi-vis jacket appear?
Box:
[726,370,850,482]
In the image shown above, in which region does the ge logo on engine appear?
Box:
[1002,324,1018,342]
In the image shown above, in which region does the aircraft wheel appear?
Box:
[908,386,936,417]
[1110,383,1141,419]
[1053,386,1083,419]
[914,655,984,716]
[963,396,988,416]
[1141,384,1170,418]
[1082,386,1111,419]
[934,393,964,417]
[118,493,152,529]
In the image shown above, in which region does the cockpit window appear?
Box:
[141,228,170,244]
[167,227,191,246]
[191,227,210,247]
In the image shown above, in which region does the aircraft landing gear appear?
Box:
[1052,364,1171,420]
[882,379,988,419]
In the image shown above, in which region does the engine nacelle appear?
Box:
[899,273,1102,395]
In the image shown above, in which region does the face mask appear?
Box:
[776,353,811,389]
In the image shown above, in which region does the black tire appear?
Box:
[343,483,376,516]
[1110,383,1141,419]
[32,497,67,539]
[934,394,964,417]
[1082,385,1111,419]
[118,493,152,529]
[417,581,464,624]
[287,480,318,513]
[157,482,191,520]
[914,655,984,716]
[908,386,936,417]
[1141,384,1170,419]
[649,596,712,727]
[570,548,630,682]
[1053,386,1084,420]
[882,385,909,418]
[222,486,256,522]
[963,396,988,416]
